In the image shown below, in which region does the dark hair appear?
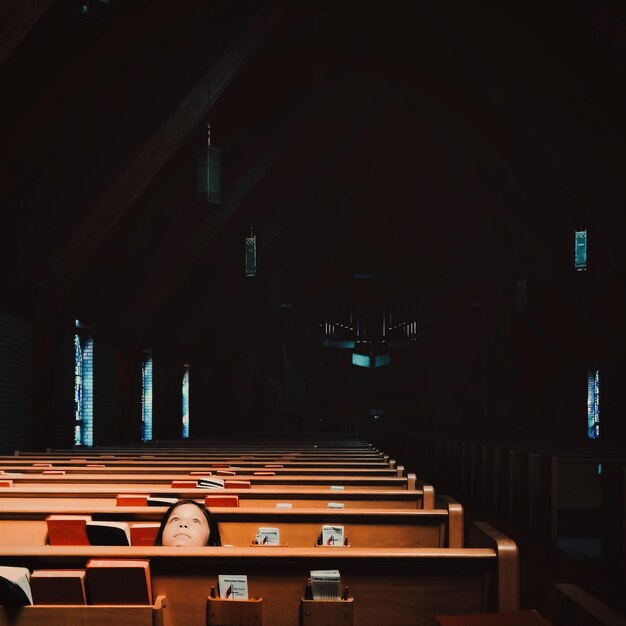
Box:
[155,498,221,546]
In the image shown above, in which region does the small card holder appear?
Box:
[300,598,354,626]
[207,596,263,626]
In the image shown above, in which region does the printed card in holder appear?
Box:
[310,569,341,600]
[218,575,248,599]
[255,527,280,545]
[321,525,344,546]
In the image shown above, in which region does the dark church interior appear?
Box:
[1,1,626,624]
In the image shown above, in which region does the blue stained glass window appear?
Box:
[587,368,600,439]
[182,365,190,439]
[74,328,93,446]
[142,353,153,442]
[575,230,587,271]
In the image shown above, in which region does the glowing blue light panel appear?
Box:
[575,230,587,271]
[351,352,391,368]
[587,368,599,439]
[142,353,153,442]
[323,339,356,349]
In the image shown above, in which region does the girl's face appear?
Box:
[161,503,210,546]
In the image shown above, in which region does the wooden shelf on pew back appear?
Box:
[0,594,169,626]
[207,595,263,626]
[300,598,354,626]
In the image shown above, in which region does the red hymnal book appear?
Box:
[204,494,240,507]
[171,480,196,488]
[216,470,236,476]
[31,570,86,605]
[224,480,251,489]
[42,470,65,475]
[116,494,149,506]
[189,471,212,476]
[46,515,91,546]
[211,463,230,468]
[0,480,13,488]
[85,559,152,605]
[130,523,160,546]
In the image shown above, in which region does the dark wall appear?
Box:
[47,328,74,449]
[94,338,119,445]
[0,310,32,453]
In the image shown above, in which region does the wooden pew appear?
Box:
[0,465,403,477]
[1,458,396,469]
[0,521,518,626]
[0,472,418,490]
[0,498,463,549]
[0,484,434,509]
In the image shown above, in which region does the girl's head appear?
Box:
[155,499,221,547]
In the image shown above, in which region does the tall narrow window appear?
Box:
[141,351,153,442]
[575,229,587,271]
[587,368,600,439]
[182,364,190,439]
[74,321,94,446]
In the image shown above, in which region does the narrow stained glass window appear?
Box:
[142,352,153,442]
[182,364,190,439]
[575,230,587,271]
[587,368,599,439]
[74,322,93,446]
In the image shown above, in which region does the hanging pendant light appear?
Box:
[245,223,256,277]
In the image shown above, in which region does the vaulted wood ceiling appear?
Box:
[2,0,626,383]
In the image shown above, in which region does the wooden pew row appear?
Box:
[412,435,625,544]
[0,465,404,477]
[0,522,519,626]
[46,441,375,449]
[0,473,417,490]
[0,455,396,469]
[11,447,381,458]
[0,498,464,548]
[3,450,387,460]
[0,484,434,509]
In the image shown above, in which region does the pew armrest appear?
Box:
[416,480,435,509]
[406,472,416,490]
[469,521,519,612]
[436,495,464,548]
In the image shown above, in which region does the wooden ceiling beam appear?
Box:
[35,1,283,295]
[0,0,54,69]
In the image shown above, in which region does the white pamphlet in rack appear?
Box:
[255,527,280,545]
[310,569,341,600]
[218,574,248,599]
[321,525,344,546]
